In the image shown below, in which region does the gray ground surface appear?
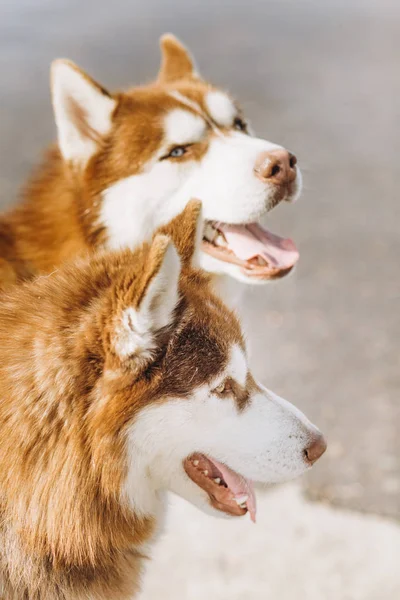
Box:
[0,0,398,522]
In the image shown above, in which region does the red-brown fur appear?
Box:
[0,36,231,291]
[0,203,242,599]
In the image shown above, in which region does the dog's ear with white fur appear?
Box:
[158,34,198,83]
[51,60,116,166]
[113,235,181,361]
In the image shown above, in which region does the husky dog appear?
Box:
[0,34,300,296]
[0,204,324,599]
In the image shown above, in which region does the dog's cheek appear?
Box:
[99,161,192,250]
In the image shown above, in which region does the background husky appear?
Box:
[0,205,325,599]
[0,34,301,295]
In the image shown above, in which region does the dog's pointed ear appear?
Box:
[158,200,203,269]
[51,59,116,166]
[113,235,181,361]
[158,34,198,83]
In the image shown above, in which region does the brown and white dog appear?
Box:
[0,204,325,599]
[0,34,301,295]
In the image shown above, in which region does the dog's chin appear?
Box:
[175,490,238,521]
[200,251,296,286]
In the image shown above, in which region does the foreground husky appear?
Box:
[0,34,300,293]
[0,205,325,599]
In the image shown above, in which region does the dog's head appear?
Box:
[51,34,301,285]
[91,204,325,523]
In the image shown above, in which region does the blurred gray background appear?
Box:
[0,0,399,596]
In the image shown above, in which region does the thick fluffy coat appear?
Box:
[0,205,325,599]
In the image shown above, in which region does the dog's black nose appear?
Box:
[304,433,327,465]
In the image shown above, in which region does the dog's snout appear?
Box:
[254,150,297,186]
[303,432,327,466]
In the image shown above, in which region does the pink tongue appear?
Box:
[212,457,257,523]
[215,222,299,269]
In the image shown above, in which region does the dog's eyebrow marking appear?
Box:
[169,91,203,115]
[169,90,223,138]
[226,344,247,387]
[164,108,207,146]
[205,91,236,127]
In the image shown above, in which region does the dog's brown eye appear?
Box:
[233,117,248,133]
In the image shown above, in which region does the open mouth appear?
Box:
[202,221,299,280]
[184,453,256,522]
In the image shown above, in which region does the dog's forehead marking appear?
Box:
[225,343,247,387]
[205,91,236,127]
[164,108,206,146]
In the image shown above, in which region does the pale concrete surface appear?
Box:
[139,485,400,600]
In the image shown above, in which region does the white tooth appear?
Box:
[203,470,209,476]
[239,502,247,509]
[213,477,221,485]
[193,460,199,467]
[235,495,249,506]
